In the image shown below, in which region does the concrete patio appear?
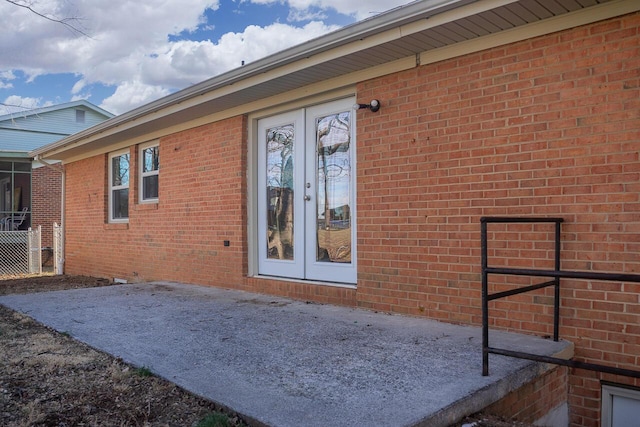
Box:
[0,282,572,426]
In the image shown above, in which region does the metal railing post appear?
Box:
[553,221,561,342]
[481,219,489,376]
[480,216,640,379]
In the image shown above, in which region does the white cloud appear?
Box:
[0,70,15,89]
[0,0,221,80]
[1,95,54,114]
[287,8,327,22]
[70,94,90,102]
[70,81,93,102]
[250,0,413,20]
[99,81,171,115]
[99,20,338,113]
[0,0,412,114]
[71,79,86,95]
[4,95,44,109]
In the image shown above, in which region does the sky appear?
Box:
[0,0,415,116]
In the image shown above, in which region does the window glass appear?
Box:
[0,162,32,230]
[143,146,159,173]
[266,124,295,260]
[140,143,159,202]
[0,171,11,214]
[14,162,31,172]
[112,188,129,220]
[14,173,31,211]
[109,151,130,221]
[112,154,130,187]
[143,175,158,200]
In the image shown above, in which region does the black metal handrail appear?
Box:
[481,217,640,379]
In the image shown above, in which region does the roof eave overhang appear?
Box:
[30,0,638,162]
[31,0,473,162]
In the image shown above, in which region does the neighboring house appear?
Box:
[31,0,640,425]
[0,100,113,249]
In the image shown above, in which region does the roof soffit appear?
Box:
[32,0,630,162]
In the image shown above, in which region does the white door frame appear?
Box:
[254,97,357,285]
[257,109,306,279]
[304,98,357,283]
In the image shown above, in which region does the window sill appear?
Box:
[104,222,129,230]
[134,203,159,211]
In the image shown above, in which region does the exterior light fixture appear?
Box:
[353,99,381,112]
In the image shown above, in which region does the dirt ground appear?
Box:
[0,274,533,427]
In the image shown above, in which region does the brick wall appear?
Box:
[64,116,358,304]
[32,165,62,249]
[65,117,249,287]
[486,366,569,423]
[62,12,640,426]
[356,12,640,426]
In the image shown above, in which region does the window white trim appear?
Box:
[602,383,640,427]
[108,149,130,223]
[75,109,85,123]
[139,141,159,203]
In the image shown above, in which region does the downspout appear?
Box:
[33,155,65,275]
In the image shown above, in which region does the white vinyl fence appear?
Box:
[53,222,63,275]
[0,225,46,277]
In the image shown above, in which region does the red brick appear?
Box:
[31,166,63,249]
[60,12,640,427]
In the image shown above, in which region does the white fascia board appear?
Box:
[419,0,640,66]
[33,0,633,162]
[59,56,417,164]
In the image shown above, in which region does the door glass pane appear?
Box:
[266,124,295,260]
[316,111,351,263]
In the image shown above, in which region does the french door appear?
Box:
[257,98,356,284]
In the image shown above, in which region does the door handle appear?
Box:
[304,195,311,201]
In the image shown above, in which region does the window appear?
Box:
[109,150,130,221]
[75,109,85,123]
[139,142,159,202]
[0,160,31,230]
[602,384,640,427]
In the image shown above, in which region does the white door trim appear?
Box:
[254,97,357,284]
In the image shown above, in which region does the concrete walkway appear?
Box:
[0,282,572,426]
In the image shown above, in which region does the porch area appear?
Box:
[0,281,573,426]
